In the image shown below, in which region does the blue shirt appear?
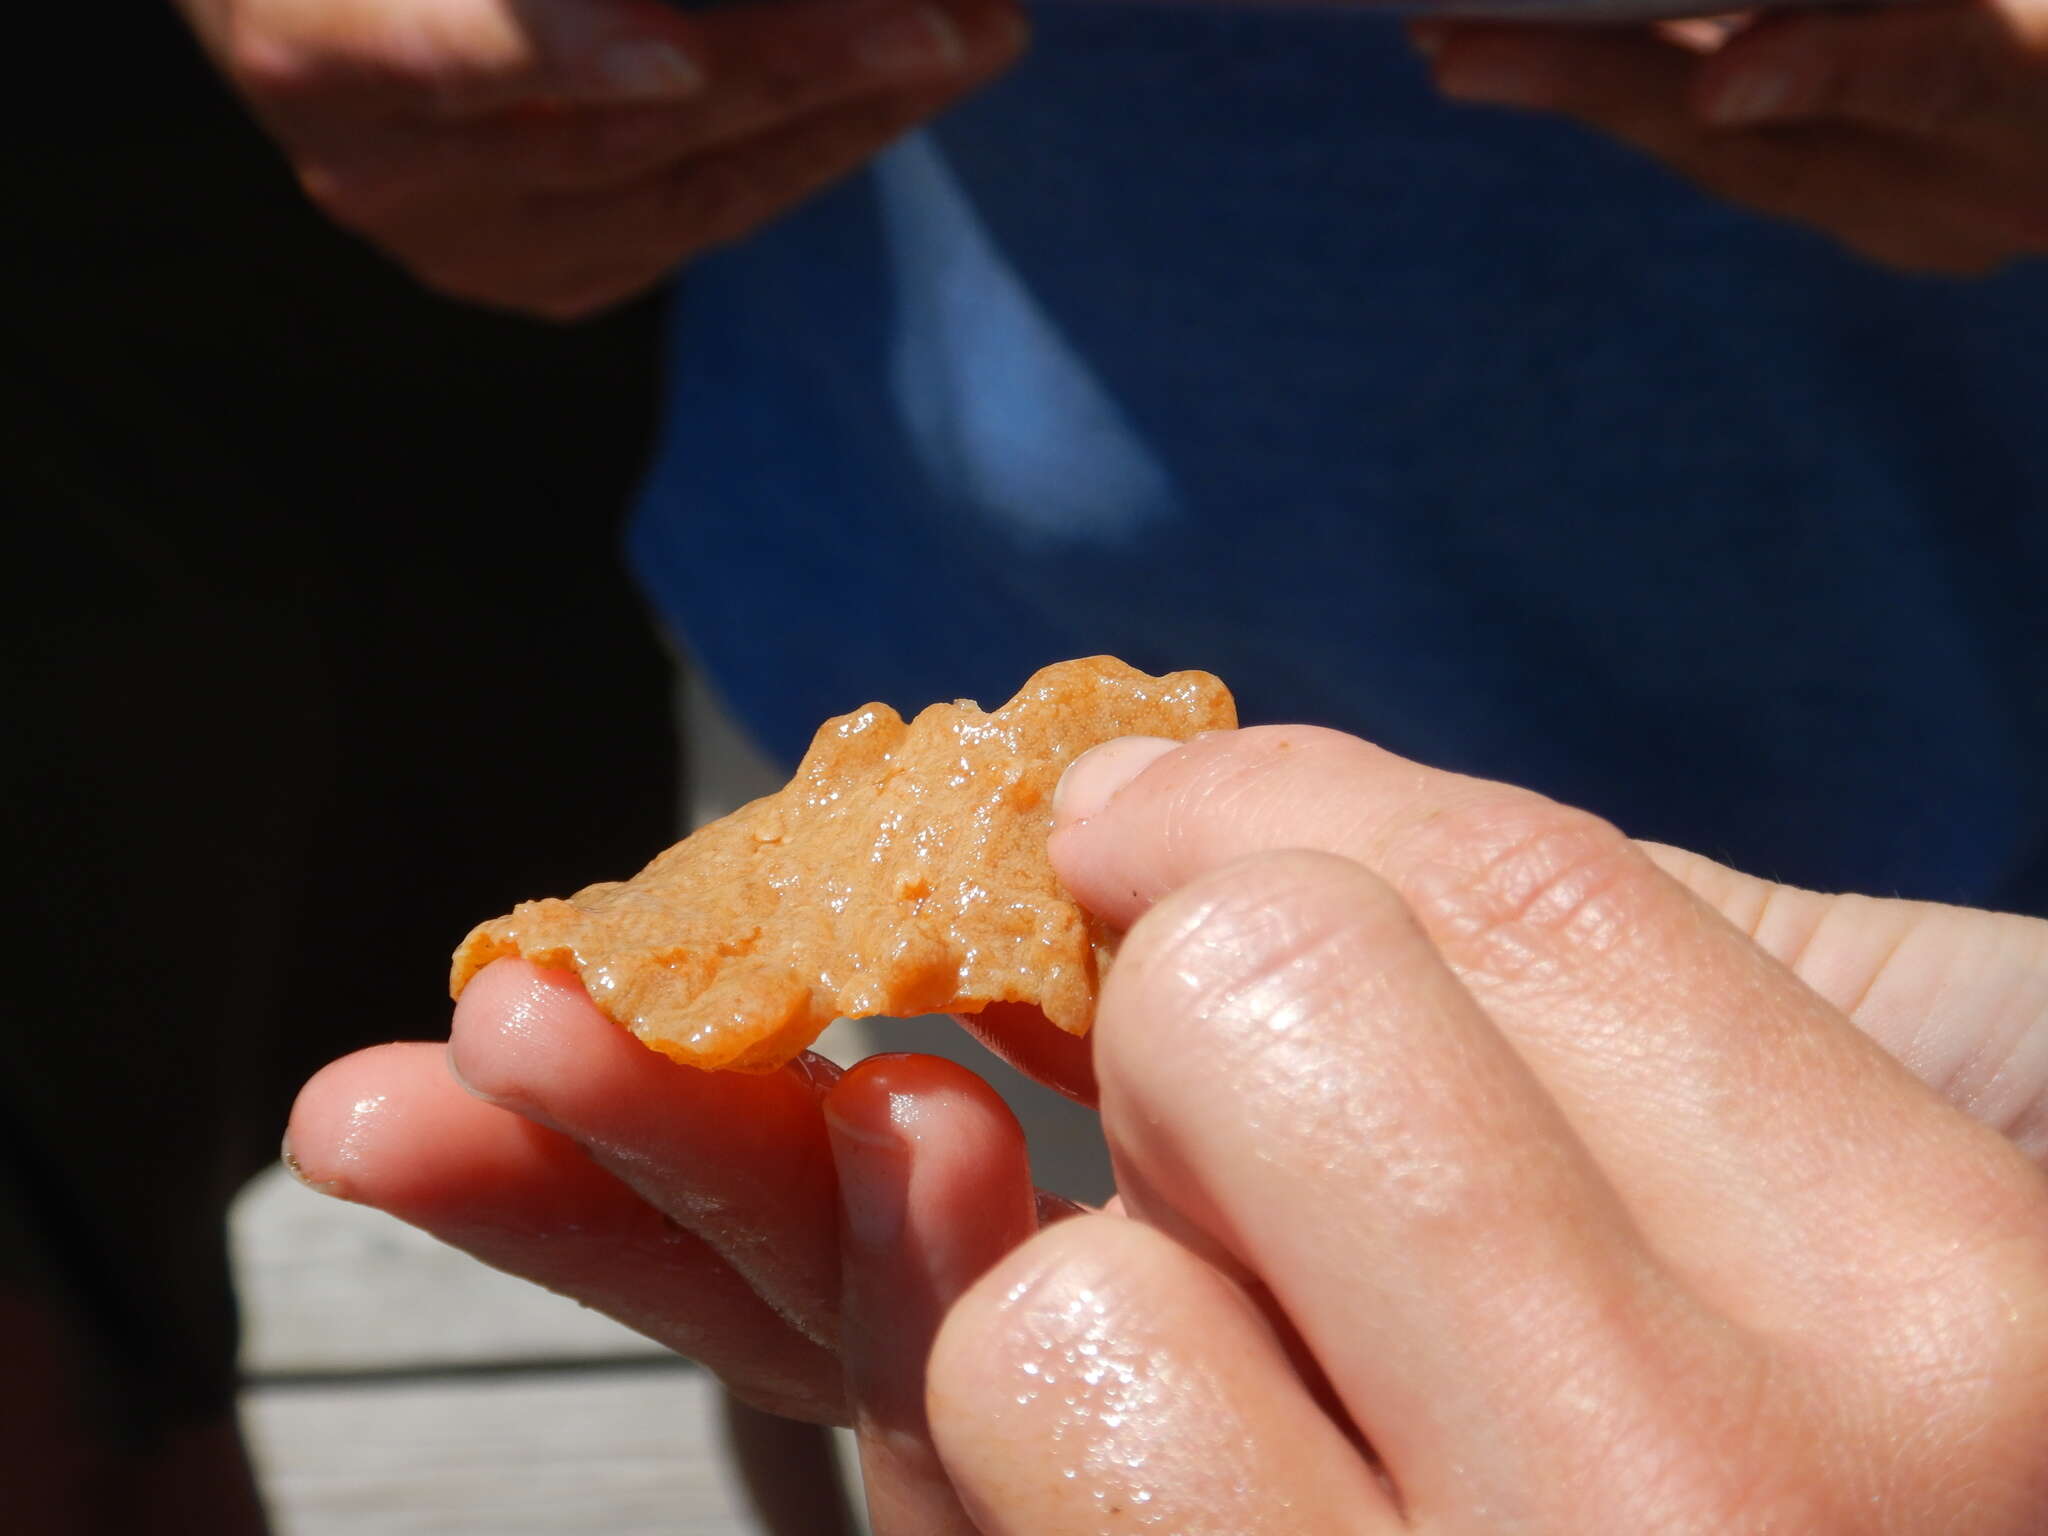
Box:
[633,2,2048,913]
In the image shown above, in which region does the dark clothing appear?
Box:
[3,7,671,1449]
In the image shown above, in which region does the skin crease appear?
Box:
[290,727,2048,1534]
[1412,0,2048,274]
[168,0,1026,317]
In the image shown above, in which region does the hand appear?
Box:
[920,726,2048,1531]
[285,964,1060,1528]
[171,0,1024,316]
[1413,0,2048,274]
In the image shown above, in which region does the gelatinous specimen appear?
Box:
[451,657,1236,1071]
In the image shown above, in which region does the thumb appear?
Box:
[1641,843,2048,1163]
[1694,0,2037,135]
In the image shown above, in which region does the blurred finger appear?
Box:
[653,0,1023,154]
[306,0,1021,197]
[286,1042,842,1419]
[391,78,988,316]
[826,1055,1038,1536]
[929,1214,1401,1536]
[226,0,710,118]
[1092,850,1739,1528]
[1417,21,2019,272]
[448,959,846,1345]
[1693,1,2043,137]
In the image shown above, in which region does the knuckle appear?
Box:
[1391,792,1650,991]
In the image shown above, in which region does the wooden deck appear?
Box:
[231,1164,781,1533]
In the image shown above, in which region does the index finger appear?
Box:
[1051,727,2037,1330]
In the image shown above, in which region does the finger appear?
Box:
[720,1394,862,1536]
[448,959,846,1345]
[930,1213,1403,1536]
[299,0,1022,203]
[644,0,1023,155]
[1418,22,2020,273]
[389,78,988,318]
[285,1042,842,1420]
[1693,1,2044,137]
[1641,843,2048,1159]
[226,0,710,117]
[1052,729,2031,1325]
[827,1054,1038,1535]
[1091,849,1746,1528]
[952,1001,1099,1104]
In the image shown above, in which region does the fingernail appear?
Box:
[1434,48,1554,108]
[596,41,705,99]
[791,1050,846,1097]
[855,5,966,76]
[280,1133,346,1198]
[1050,736,1180,828]
[827,1102,910,1253]
[444,1044,489,1101]
[1035,1190,1087,1227]
[1705,68,1797,126]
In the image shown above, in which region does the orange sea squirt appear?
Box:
[450,657,1237,1071]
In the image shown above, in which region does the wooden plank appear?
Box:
[232,1167,669,1376]
[242,1363,760,1535]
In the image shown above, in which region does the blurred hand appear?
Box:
[924,725,2048,1532]
[172,0,1024,315]
[1415,0,2048,274]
